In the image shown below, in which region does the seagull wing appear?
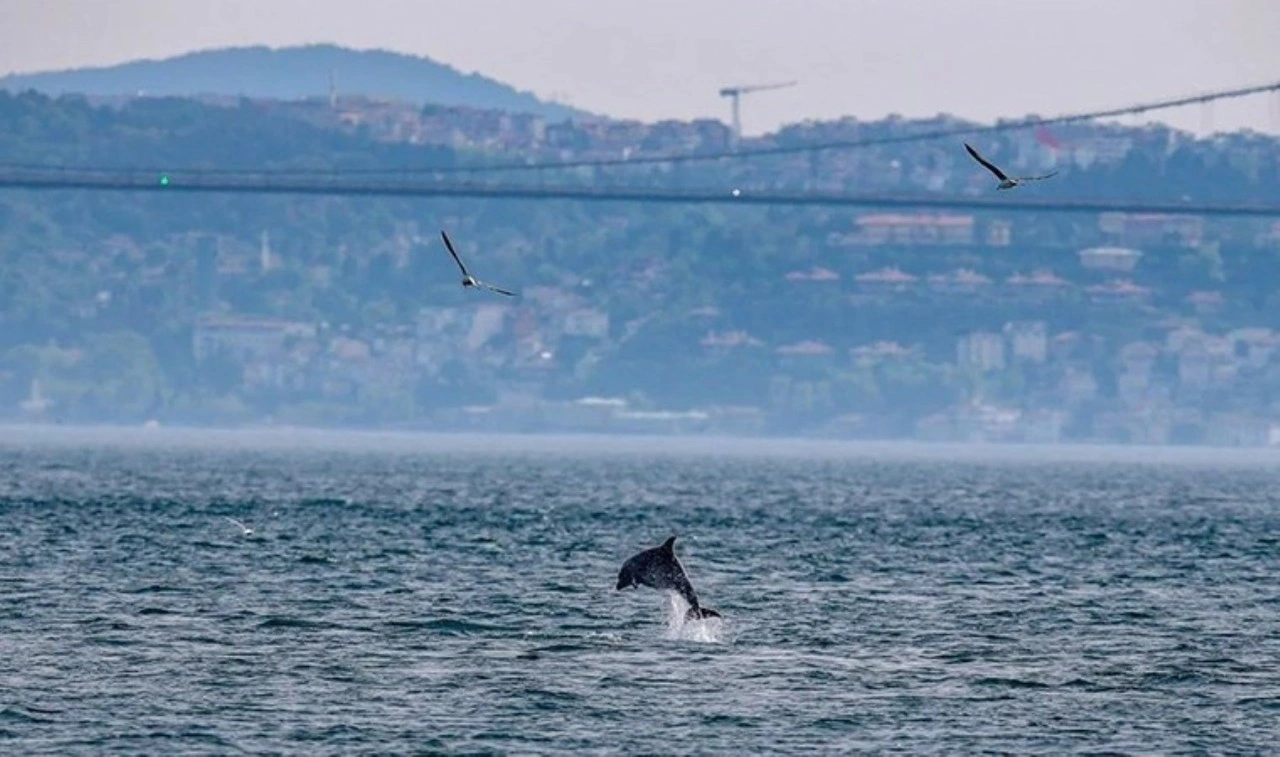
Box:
[964,142,1010,181]
[440,230,471,277]
[1016,170,1060,182]
[478,281,516,297]
[225,516,247,530]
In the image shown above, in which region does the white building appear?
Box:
[957,332,1005,373]
[1003,321,1048,363]
[1078,245,1143,272]
[193,316,316,362]
[562,308,610,339]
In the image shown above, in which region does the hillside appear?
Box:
[0,44,589,122]
[3,91,1280,442]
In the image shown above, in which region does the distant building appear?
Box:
[849,213,975,246]
[1227,328,1279,369]
[1118,341,1161,383]
[985,220,1013,246]
[1005,270,1071,303]
[701,330,762,349]
[785,266,841,283]
[329,337,371,362]
[193,316,316,362]
[19,379,53,417]
[466,304,511,352]
[1060,368,1099,402]
[1185,291,1225,315]
[1004,321,1048,363]
[1116,342,1163,406]
[776,340,834,357]
[854,267,918,294]
[928,268,991,295]
[1086,279,1151,303]
[1078,246,1143,272]
[1177,345,1216,390]
[1165,326,1206,353]
[957,332,1005,373]
[1116,371,1151,406]
[1098,213,1203,248]
[562,308,610,339]
[1070,135,1133,167]
[1206,413,1274,447]
[851,341,913,367]
[555,396,628,430]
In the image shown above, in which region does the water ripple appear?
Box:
[1,433,1279,752]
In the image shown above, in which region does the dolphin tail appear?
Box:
[685,606,721,621]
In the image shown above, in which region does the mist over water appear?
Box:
[2,427,1278,753]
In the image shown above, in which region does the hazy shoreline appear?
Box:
[4,421,1279,466]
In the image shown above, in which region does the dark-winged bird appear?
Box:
[440,230,516,296]
[964,142,1058,190]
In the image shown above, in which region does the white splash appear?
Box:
[661,592,725,644]
[224,516,254,536]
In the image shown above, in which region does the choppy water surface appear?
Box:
[2,428,1279,753]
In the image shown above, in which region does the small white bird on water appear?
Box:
[225,517,254,536]
[964,142,1059,190]
[440,230,516,297]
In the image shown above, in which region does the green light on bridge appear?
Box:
[158,174,170,186]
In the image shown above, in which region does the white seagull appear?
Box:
[964,142,1058,190]
[225,516,254,536]
[440,230,516,297]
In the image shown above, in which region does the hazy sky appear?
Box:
[5,0,1280,136]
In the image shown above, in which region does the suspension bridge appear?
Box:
[422,77,1280,174]
[2,78,1279,217]
[1,166,1277,218]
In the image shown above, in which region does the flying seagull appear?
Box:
[964,142,1059,190]
[440,230,516,297]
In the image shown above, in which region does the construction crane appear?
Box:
[718,81,796,145]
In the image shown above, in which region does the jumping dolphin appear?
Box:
[616,536,721,620]
[440,230,516,297]
[964,142,1058,190]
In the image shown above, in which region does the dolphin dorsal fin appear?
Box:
[661,536,676,552]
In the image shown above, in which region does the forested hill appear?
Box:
[0,44,588,122]
[0,89,457,170]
